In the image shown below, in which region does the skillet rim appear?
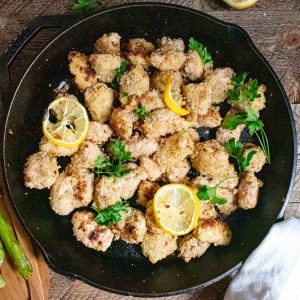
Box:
[2,2,298,297]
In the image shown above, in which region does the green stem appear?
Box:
[260,128,271,163]
[0,240,4,266]
[0,213,32,279]
[216,176,239,188]
[0,274,5,288]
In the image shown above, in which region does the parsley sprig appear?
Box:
[92,201,129,227]
[110,61,129,90]
[228,72,261,104]
[72,0,104,11]
[196,177,237,205]
[222,111,271,164]
[188,37,213,64]
[135,106,148,120]
[224,138,256,173]
[94,139,132,178]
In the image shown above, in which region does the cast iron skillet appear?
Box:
[0,3,297,297]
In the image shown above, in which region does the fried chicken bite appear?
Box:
[151,70,183,93]
[123,133,159,159]
[68,51,97,92]
[89,54,121,83]
[24,151,59,189]
[72,211,114,252]
[164,159,190,183]
[86,121,113,145]
[205,67,235,104]
[139,156,163,181]
[142,108,189,139]
[157,37,185,52]
[243,143,266,173]
[84,82,114,123]
[141,232,177,264]
[137,181,160,207]
[50,165,94,215]
[215,187,238,216]
[94,32,121,56]
[183,82,212,116]
[39,137,78,156]
[139,90,165,112]
[151,49,186,71]
[238,172,263,210]
[126,38,155,66]
[71,141,102,170]
[216,125,245,145]
[196,106,222,128]
[94,164,147,209]
[119,65,150,100]
[112,207,147,244]
[145,201,163,234]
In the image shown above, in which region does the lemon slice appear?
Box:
[223,0,259,9]
[153,184,200,236]
[42,95,89,148]
[164,73,189,116]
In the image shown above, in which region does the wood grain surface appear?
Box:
[0,0,299,299]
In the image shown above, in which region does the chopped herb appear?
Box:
[221,111,271,164]
[224,138,256,173]
[110,61,129,90]
[135,106,148,120]
[72,0,104,11]
[121,92,128,98]
[92,201,129,227]
[94,139,132,178]
[228,72,261,104]
[188,37,213,64]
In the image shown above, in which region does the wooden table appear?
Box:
[0,0,299,299]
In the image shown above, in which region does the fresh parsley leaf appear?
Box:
[224,138,256,173]
[197,185,227,206]
[121,92,128,98]
[221,113,248,131]
[210,197,228,205]
[135,106,148,120]
[188,37,213,64]
[92,201,129,227]
[110,61,129,90]
[228,72,261,104]
[94,139,132,178]
[72,0,104,11]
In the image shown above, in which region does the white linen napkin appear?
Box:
[224,217,300,300]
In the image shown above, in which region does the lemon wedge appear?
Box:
[223,0,259,9]
[164,73,189,116]
[153,184,200,236]
[42,95,89,148]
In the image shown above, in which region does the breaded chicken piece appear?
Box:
[243,143,266,173]
[142,108,189,139]
[123,133,159,159]
[119,65,150,99]
[195,219,232,246]
[50,165,94,215]
[205,67,235,104]
[139,156,163,181]
[183,82,212,116]
[191,174,237,191]
[94,164,147,209]
[94,32,121,56]
[84,82,114,123]
[190,140,238,188]
[153,131,194,173]
[137,181,160,207]
[112,207,147,244]
[39,137,78,156]
[126,38,155,66]
[145,201,163,234]
[151,49,186,71]
[141,232,177,264]
[232,85,266,116]
[216,187,238,216]
[72,211,114,252]
[216,125,245,145]
[164,159,191,183]
[24,151,59,189]
[139,90,165,112]
[196,106,222,128]
[186,128,200,143]
[89,54,121,83]
[199,201,219,219]
[109,98,139,139]
[179,234,210,263]
[157,37,185,52]
[71,141,101,169]
[86,121,113,145]
[181,50,205,81]
[238,172,263,210]
[68,51,97,92]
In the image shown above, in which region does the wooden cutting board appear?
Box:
[0,164,50,300]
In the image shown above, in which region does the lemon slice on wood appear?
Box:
[223,0,259,9]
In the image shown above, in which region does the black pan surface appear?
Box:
[1,3,297,297]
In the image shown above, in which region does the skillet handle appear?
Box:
[0,14,78,113]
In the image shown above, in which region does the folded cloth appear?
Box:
[224,217,300,300]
